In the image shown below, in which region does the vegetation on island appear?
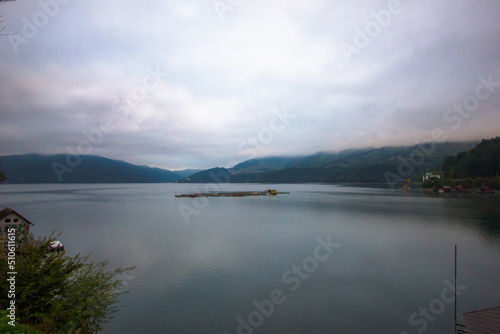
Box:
[0,232,134,333]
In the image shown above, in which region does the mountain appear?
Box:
[291,148,376,168]
[178,141,478,185]
[0,154,195,183]
[177,157,304,183]
[231,156,303,174]
[2,141,481,185]
[172,169,204,179]
[177,167,231,183]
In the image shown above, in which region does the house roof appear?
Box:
[0,207,34,225]
[464,306,500,334]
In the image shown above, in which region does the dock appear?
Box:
[175,190,289,198]
[454,245,500,334]
[456,306,500,334]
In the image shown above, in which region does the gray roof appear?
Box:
[464,306,500,334]
[0,207,34,225]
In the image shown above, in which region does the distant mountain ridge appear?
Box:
[0,141,482,184]
[179,141,479,185]
[0,154,201,183]
[231,156,304,174]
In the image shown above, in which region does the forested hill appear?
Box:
[179,141,478,184]
[0,154,200,183]
[442,137,500,179]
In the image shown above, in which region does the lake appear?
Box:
[1,183,500,333]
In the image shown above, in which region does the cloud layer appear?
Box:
[1,0,499,169]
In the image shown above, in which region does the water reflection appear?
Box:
[0,184,499,334]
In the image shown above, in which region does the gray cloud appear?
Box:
[0,0,499,169]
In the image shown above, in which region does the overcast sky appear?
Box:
[1,0,499,169]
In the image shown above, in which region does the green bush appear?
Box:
[472,177,486,188]
[0,233,134,333]
[423,176,443,188]
[463,178,474,189]
[0,310,41,333]
[489,177,500,190]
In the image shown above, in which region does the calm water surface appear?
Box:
[1,184,500,334]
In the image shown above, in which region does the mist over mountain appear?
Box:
[179,141,479,185]
[0,141,483,185]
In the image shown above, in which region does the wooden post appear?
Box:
[454,244,457,333]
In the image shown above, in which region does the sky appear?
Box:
[0,0,499,170]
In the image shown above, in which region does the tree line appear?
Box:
[442,137,500,179]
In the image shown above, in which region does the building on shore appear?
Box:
[0,207,34,247]
[423,172,441,182]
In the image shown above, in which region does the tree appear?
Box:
[0,232,134,333]
[442,137,500,179]
[423,176,442,188]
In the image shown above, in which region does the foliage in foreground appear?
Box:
[0,310,41,334]
[0,233,134,333]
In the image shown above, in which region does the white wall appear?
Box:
[0,213,30,239]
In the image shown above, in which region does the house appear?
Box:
[480,186,494,193]
[0,207,34,243]
[423,172,441,182]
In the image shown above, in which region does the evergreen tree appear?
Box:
[442,137,500,179]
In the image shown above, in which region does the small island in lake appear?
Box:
[175,189,289,198]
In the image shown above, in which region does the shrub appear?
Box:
[0,232,134,333]
[423,177,442,188]
[0,310,42,334]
